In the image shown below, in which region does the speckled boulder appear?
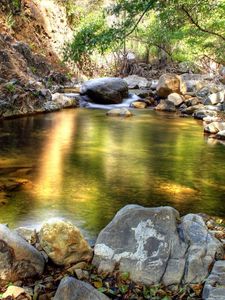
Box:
[39,219,93,266]
[93,205,223,286]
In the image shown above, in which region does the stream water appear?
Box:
[0,108,225,239]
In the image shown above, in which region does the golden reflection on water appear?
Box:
[33,111,76,200]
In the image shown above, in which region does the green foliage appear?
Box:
[65,0,225,69]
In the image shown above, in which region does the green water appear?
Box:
[0,109,225,239]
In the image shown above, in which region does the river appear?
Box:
[0,108,225,239]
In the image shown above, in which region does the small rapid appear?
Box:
[65,93,140,110]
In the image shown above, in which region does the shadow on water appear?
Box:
[0,109,225,238]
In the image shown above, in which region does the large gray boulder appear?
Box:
[80,78,128,104]
[93,205,223,286]
[39,219,93,266]
[53,277,110,300]
[0,224,45,282]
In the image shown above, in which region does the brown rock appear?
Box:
[156,74,180,98]
[39,219,93,266]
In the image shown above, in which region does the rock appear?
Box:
[156,74,180,98]
[0,224,45,282]
[179,73,210,95]
[52,93,78,108]
[204,91,225,105]
[203,116,221,124]
[215,130,225,140]
[2,286,31,299]
[193,109,218,120]
[167,93,184,107]
[185,97,202,107]
[202,260,225,299]
[42,101,62,112]
[130,101,147,109]
[123,75,151,89]
[80,78,128,104]
[39,219,93,266]
[53,277,109,300]
[14,227,36,244]
[204,122,225,134]
[132,89,151,98]
[155,100,176,112]
[93,205,223,286]
[181,104,204,115]
[106,108,133,117]
[151,80,158,90]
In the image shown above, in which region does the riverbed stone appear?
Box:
[39,219,93,266]
[204,122,225,134]
[155,100,176,112]
[0,224,45,282]
[193,109,218,120]
[53,277,110,300]
[80,77,128,104]
[93,205,223,286]
[167,93,184,107]
[215,130,225,140]
[52,93,78,108]
[106,108,133,117]
[130,101,147,109]
[123,75,151,89]
[204,91,225,106]
[156,74,180,98]
[202,260,225,299]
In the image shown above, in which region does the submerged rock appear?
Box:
[93,205,223,286]
[39,219,93,266]
[106,108,133,117]
[0,224,45,282]
[80,77,128,104]
[54,277,109,300]
[156,74,180,98]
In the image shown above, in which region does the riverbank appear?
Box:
[0,205,225,299]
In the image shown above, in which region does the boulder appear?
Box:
[155,100,176,112]
[202,260,225,299]
[181,104,204,115]
[193,109,218,120]
[80,78,128,104]
[156,74,180,98]
[93,205,223,286]
[203,116,221,124]
[0,224,45,282]
[106,108,133,117]
[204,91,225,106]
[123,75,151,89]
[204,122,225,134]
[179,73,210,95]
[185,97,202,107]
[39,219,93,266]
[53,277,109,300]
[167,93,184,107]
[215,130,225,140]
[52,93,78,108]
[130,101,147,109]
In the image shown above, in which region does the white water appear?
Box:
[65,93,140,110]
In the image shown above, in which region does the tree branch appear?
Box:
[181,5,225,41]
[124,1,156,38]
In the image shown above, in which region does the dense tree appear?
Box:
[65,0,225,72]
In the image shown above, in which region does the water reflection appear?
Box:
[0,109,225,238]
[33,111,76,200]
